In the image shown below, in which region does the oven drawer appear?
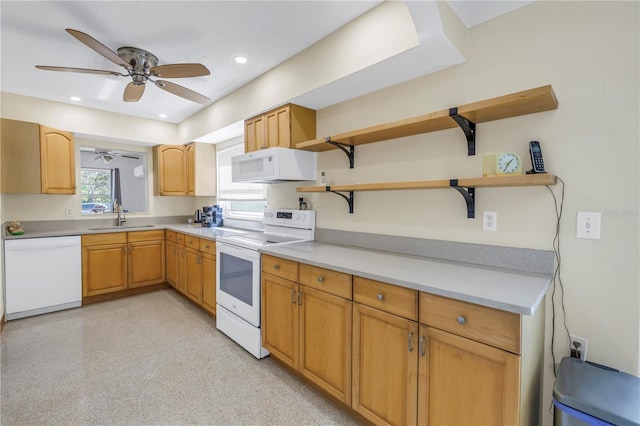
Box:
[262,255,298,282]
[199,238,216,255]
[354,277,418,320]
[420,293,521,354]
[299,263,352,300]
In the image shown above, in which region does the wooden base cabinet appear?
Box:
[166,240,178,287]
[82,233,128,297]
[418,326,520,426]
[352,303,419,426]
[82,230,165,297]
[262,256,352,405]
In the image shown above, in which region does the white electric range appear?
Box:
[215,208,315,358]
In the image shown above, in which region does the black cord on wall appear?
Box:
[546,176,571,377]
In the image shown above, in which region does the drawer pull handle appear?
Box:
[317,276,324,282]
[419,335,425,357]
[291,290,296,304]
[408,332,414,352]
[376,293,384,300]
[457,315,466,325]
[204,244,210,249]
[273,264,280,270]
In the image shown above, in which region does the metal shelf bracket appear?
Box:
[325,137,355,168]
[449,179,476,218]
[449,108,476,156]
[325,186,354,213]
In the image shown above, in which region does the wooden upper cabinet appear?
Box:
[154,143,215,196]
[1,119,75,194]
[40,125,76,194]
[186,142,216,196]
[154,145,187,195]
[244,114,264,153]
[244,104,316,152]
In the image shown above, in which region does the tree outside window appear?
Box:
[81,168,112,214]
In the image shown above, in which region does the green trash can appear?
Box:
[553,357,640,426]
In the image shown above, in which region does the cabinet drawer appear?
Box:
[82,232,127,246]
[199,238,216,255]
[166,230,177,242]
[184,235,199,249]
[262,255,298,282]
[128,229,165,242]
[420,293,521,354]
[299,264,352,300]
[175,233,186,245]
[354,277,418,320]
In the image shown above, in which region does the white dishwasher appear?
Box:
[4,236,82,320]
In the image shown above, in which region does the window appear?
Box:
[81,168,112,214]
[217,138,267,220]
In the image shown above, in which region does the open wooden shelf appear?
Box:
[297,174,557,217]
[295,85,558,154]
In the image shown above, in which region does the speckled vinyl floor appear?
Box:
[0,289,360,426]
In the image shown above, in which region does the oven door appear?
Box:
[216,241,261,327]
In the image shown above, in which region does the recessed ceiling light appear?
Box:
[70,96,82,101]
[158,113,168,118]
[235,56,247,64]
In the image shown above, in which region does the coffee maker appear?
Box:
[201,205,223,227]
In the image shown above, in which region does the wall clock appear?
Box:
[483,152,523,176]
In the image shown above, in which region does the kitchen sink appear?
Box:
[88,224,156,231]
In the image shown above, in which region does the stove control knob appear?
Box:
[301,214,306,221]
[294,213,300,220]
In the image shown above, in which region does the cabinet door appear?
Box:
[166,240,178,287]
[265,105,291,149]
[1,119,41,194]
[177,245,187,294]
[185,247,202,303]
[353,303,419,426]
[82,243,128,297]
[40,125,76,194]
[201,251,216,315]
[244,115,265,152]
[129,239,166,288]
[186,143,195,195]
[299,285,352,405]
[418,326,520,426]
[262,273,299,369]
[156,145,186,195]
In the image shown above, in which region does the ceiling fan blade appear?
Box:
[35,65,125,77]
[150,63,210,78]
[123,82,145,102]
[154,80,210,104]
[65,28,131,70]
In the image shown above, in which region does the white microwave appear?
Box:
[231,147,317,183]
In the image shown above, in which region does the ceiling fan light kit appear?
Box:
[36,29,211,104]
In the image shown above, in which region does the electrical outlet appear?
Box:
[576,212,601,239]
[483,211,497,231]
[65,208,73,217]
[570,334,588,361]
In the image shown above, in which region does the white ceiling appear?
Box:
[0,1,533,127]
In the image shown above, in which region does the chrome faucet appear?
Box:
[114,202,126,226]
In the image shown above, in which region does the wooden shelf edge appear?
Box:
[295,85,557,153]
[296,174,557,193]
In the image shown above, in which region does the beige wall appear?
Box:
[273,1,639,423]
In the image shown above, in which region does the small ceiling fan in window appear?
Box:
[94,149,140,164]
[36,29,211,104]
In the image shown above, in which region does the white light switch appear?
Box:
[576,212,601,239]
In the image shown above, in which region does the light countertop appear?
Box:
[261,241,551,316]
